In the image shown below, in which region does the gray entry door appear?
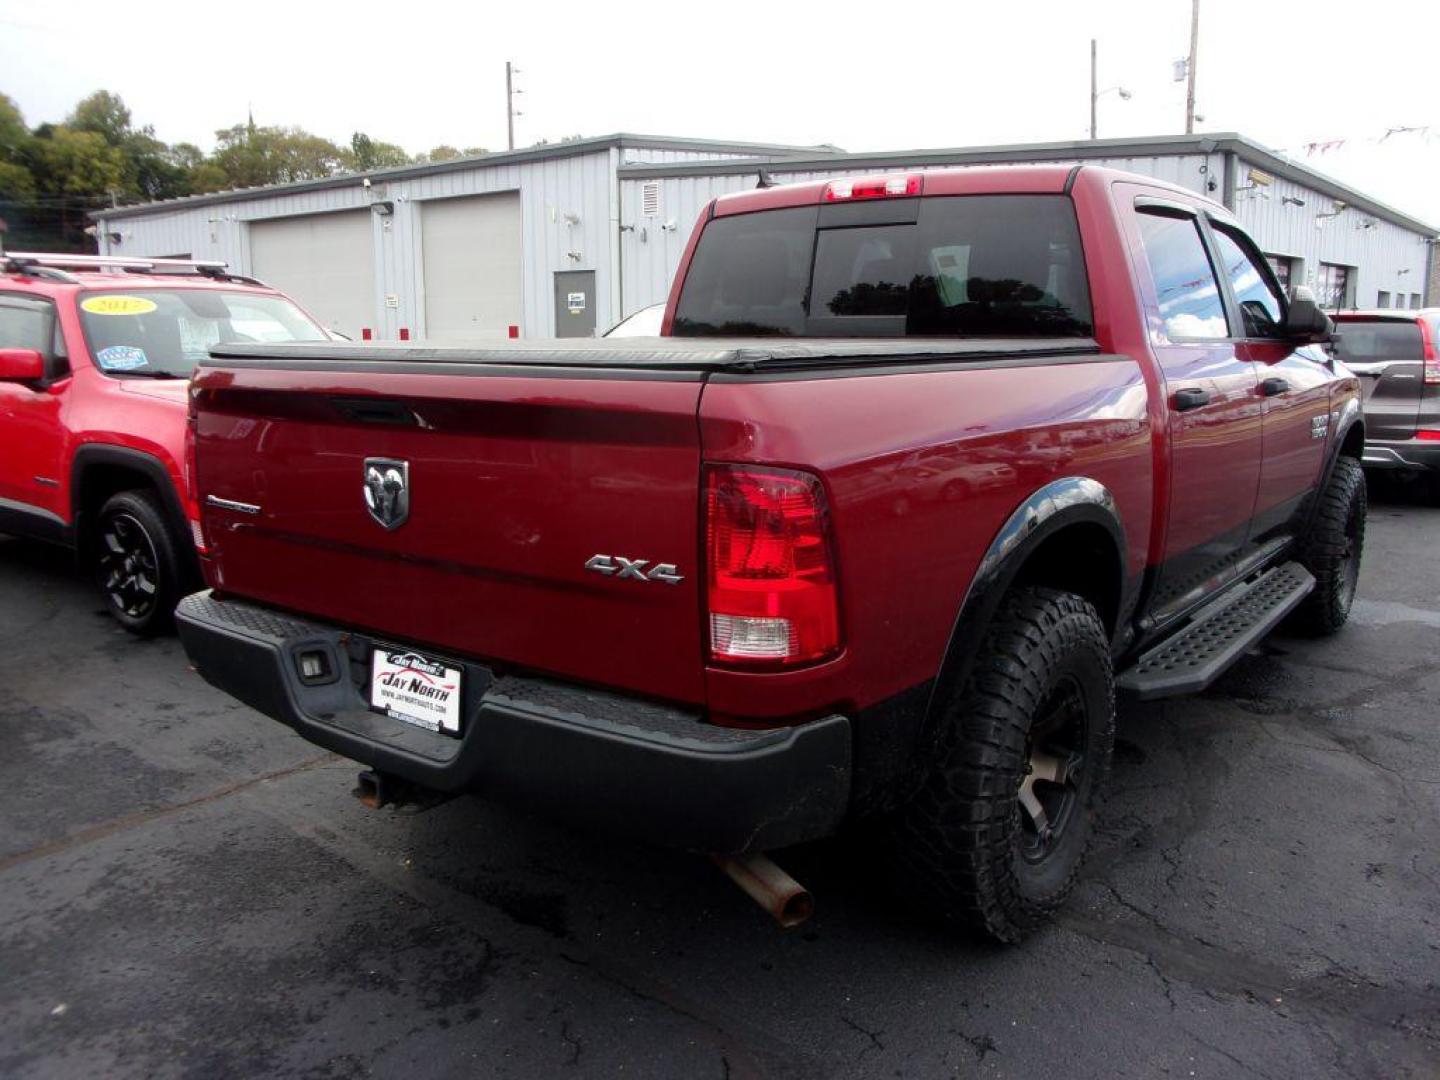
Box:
[554,271,596,338]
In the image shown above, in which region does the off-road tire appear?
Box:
[93,489,184,637]
[891,587,1115,943]
[1288,456,1366,636]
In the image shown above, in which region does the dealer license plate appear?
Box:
[369,647,463,735]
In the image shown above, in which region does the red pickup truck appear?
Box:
[0,253,331,634]
[177,165,1365,940]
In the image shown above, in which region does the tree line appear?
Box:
[0,90,487,251]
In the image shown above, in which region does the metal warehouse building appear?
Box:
[94,132,1437,341]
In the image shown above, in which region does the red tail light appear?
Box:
[183,402,207,553]
[704,465,841,667]
[823,174,923,202]
[1419,317,1439,385]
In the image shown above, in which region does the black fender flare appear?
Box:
[70,445,199,578]
[1326,396,1364,478]
[1302,396,1364,533]
[921,476,1130,743]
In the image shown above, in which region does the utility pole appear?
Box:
[1089,39,1098,140]
[505,61,515,151]
[1184,0,1199,134]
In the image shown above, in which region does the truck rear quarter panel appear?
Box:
[699,359,1153,720]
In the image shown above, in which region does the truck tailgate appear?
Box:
[192,361,706,705]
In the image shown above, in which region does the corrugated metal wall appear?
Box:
[98,144,1433,340]
[99,150,622,339]
[1229,167,1431,308]
[96,144,791,339]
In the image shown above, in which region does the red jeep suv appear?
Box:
[0,252,331,634]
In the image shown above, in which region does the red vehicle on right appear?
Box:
[1332,308,1440,499]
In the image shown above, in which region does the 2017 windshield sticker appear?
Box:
[95,345,149,371]
[81,295,158,316]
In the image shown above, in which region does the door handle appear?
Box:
[1259,377,1289,397]
[1173,387,1211,411]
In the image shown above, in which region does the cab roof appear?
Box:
[708,163,1225,218]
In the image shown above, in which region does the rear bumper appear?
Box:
[176,591,851,854]
[1363,439,1440,472]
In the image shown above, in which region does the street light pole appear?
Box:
[1184,0,1199,134]
[1090,39,1098,140]
[506,61,515,151]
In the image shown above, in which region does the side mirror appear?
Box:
[1283,285,1333,342]
[0,347,45,382]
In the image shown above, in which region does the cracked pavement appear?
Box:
[1,478,1437,1079]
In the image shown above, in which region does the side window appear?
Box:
[1211,223,1286,338]
[0,294,52,351]
[0,294,66,378]
[1135,209,1229,340]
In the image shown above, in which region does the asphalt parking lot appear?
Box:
[1,480,1437,1080]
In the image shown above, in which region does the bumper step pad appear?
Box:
[1118,562,1315,700]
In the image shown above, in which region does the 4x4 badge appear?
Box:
[363,458,410,530]
[584,554,683,585]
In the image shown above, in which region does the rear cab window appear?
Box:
[672,195,1094,339]
[77,288,327,379]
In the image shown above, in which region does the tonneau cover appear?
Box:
[207,336,1104,373]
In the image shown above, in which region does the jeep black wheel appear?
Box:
[891,586,1114,943]
[95,489,182,636]
[1289,456,1366,636]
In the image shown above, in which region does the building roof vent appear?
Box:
[642,181,661,218]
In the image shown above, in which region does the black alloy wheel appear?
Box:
[98,511,161,621]
[1016,677,1088,868]
[93,489,186,636]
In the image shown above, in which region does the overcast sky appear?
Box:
[3,0,1438,224]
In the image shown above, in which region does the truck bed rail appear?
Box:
[206,337,1113,375]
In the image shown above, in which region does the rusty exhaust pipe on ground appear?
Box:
[710,853,814,928]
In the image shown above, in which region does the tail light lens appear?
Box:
[705,464,841,667]
[184,393,206,552]
[1419,318,1439,385]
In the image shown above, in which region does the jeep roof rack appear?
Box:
[1,251,267,288]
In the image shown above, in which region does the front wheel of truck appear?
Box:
[1288,456,1366,637]
[891,587,1115,943]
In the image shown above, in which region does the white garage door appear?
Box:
[249,210,375,340]
[421,193,522,340]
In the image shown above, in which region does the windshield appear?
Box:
[78,288,327,378]
[672,194,1094,339]
[604,303,666,338]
